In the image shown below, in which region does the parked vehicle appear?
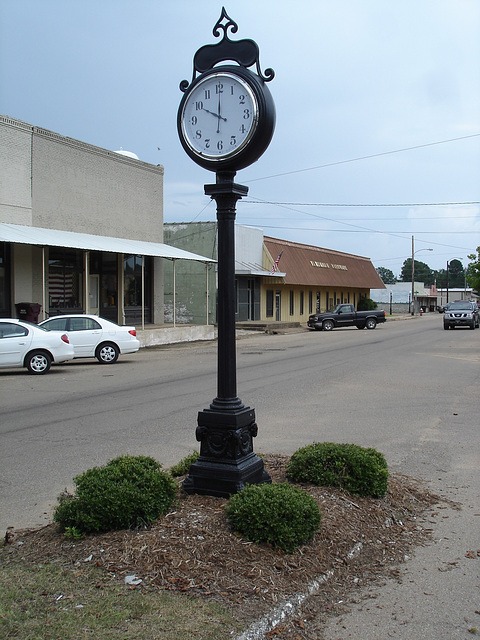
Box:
[39,314,140,363]
[443,301,479,330]
[307,304,386,331]
[0,319,74,374]
[438,303,452,313]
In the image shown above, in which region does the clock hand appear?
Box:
[217,92,221,133]
[202,107,227,122]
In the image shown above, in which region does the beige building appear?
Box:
[261,237,385,323]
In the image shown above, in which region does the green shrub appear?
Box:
[169,451,199,477]
[357,297,378,311]
[53,455,177,534]
[287,442,389,498]
[225,483,321,553]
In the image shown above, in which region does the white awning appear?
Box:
[0,223,216,263]
[235,259,285,278]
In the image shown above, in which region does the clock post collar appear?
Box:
[179,7,275,93]
[204,171,249,200]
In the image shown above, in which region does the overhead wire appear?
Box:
[242,200,480,207]
[186,132,480,259]
[244,133,480,183]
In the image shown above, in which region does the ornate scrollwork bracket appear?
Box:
[180,7,275,92]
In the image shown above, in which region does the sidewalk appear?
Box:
[137,313,422,348]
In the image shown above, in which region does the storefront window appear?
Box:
[266,289,274,317]
[0,243,11,317]
[48,248,83,312]
[123,254,152,324]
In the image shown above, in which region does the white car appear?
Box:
[39,314,140,364]
[0,319,74,374]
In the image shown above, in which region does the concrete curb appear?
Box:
[233,542,363,640]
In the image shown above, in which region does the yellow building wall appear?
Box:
[260,281,370,323]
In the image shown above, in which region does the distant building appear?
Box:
[437,287,478,306]
[164,223,385,325]
[371,282,438,314]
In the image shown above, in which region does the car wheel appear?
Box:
[443,324,449,330]
[365,318,377,330]
[322,320,334,331]
[470,323,475,330]
[26,350,52,374]
[95,342,120,364]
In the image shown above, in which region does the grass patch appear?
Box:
[0,558,241,640]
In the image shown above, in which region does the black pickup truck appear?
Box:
[307,304,386,331]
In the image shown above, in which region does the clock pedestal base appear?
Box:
[182,405,270,498]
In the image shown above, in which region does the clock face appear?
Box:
[180,71,258,161]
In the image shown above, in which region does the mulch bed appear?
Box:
[2,454,445,638]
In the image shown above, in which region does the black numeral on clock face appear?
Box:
[184,74,256,157]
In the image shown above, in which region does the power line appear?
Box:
[245,133,480,183]
[237,195,478,249]
[239,225,476,235]
[243,200,480,207]
[240,214,479,222]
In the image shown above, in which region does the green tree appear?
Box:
[447,259,465,288]
[467,247,480,294]
[435,260,465,289]
[376,267,396,284]
[400,259,434,286]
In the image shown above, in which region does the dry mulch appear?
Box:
[3,454,445,638]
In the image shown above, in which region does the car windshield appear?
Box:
[448,302,472,310]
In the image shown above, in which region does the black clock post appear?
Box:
[177,9,275,497]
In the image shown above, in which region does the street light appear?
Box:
[411,236,433,315]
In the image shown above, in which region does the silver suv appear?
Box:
[443,300,480,330]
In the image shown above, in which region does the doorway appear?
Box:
[275,290,281,321]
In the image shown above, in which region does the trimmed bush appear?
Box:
[169,451,199,477]
[225,483,321,553]
[357,297,378,311]
[53,455,177,534]
[287,442,389,498]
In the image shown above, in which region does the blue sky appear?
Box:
[1,0,479,277]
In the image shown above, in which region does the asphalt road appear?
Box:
[1,313,479,637]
